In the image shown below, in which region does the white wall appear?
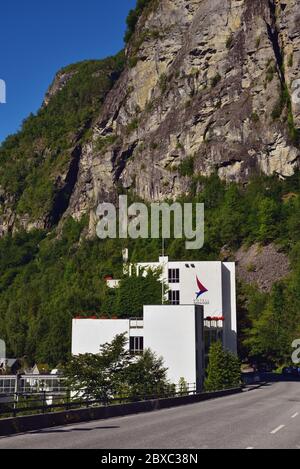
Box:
[143,305,198,385]
[222,263,237,353]
[136,258,237,354]
[72,319,129,355]
[168,261,223,317]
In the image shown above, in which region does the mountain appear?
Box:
[0,0,300,236]
[0,0,300,366]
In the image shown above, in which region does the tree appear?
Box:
[64,334,169,402]
[125,349,168,398]
[245,283,292,365]
[204,342,241,392]
[64,333,131,402]
[257,197,280,243]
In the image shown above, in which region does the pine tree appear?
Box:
[205,342,241,392]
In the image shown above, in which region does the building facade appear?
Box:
[72,256,237,390]
[130,257,237,354]
[72,305,205,390]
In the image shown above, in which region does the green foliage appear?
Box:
[64,333,168,401]
[101,269,163,318]
[270,84,300,146]
[126,118,139,134]
[64,333,131,401]
[226,35,234,49]
[95,134,119,152]
[128,56,139,68]
[211,73,221,88]
[257,197,280,242]
[178,377,189,394]
[159,73,168,94]
[124,0,154,43]
[124,348,168,398]
[1,173,300,366]
[0,52,125,218]
[178,156,194,177]
[204,342,241,392]
[266,64,276,82]
[271,85,289,120]
[251,112,260,123]
[242,266,300,366]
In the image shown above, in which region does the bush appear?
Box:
[124,0,153,43]
[211,73,221,88]
[205,342,241,392]
[178,156,194,177]
[226,35,233,49]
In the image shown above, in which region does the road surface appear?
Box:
[0,379,300,449]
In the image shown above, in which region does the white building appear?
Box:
[127,257,237,354]
[72,304,205,390]
[72,256,237,391]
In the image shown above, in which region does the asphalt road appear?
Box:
[0,379,300,449]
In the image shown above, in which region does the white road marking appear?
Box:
[291,413,299,419]
[270,425,285,435]
[246,447,254,449]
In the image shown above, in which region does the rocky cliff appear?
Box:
[1,0,300,236]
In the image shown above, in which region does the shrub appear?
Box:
[211,73,221,88]
[159,73,168,94]
[124,0,153,43]
[204,342,241,392]
[178,156,194,177]
[226,35,233,49]
[251,112,260,123]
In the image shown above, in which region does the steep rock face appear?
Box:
[1,0,300,236]
[235,242,290,292]
[64,0,300,234]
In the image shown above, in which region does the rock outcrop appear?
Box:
[1,0,300,235]
[235,242,290,291]
[66,0,300,233]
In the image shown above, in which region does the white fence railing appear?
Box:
[0,375,66,396]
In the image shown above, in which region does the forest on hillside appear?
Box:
[0,173,300,367]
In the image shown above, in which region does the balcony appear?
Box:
[129,318,144,329]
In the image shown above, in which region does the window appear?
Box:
[168,268,180,283]
[130,336,144,355]
[168,290,180,305]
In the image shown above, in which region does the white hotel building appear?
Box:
[72,257,237,390]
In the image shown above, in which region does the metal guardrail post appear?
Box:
[42,391,46,414]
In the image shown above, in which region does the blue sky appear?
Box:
[0,0,136,143]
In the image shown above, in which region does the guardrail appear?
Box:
[0,387,242,437]
[0,383,197,419]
